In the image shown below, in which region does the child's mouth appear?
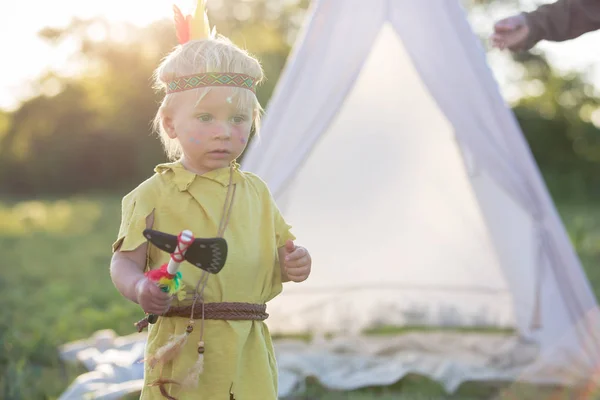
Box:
[208,150,231,158]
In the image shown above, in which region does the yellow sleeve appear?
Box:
[272,195,296,249]
[245,171,296,247]
[269,189,295,300]
[112,187,156,253]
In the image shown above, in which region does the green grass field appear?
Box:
[1,196,600,399]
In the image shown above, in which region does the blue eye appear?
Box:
[197,114,213,122]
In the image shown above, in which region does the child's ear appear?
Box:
[160,108,177,139]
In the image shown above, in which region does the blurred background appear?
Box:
[1,0,599,398]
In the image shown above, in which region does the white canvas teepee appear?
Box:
[242,0,600,389]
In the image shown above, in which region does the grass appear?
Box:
[0,196,142,399]
[1,196,600,399]
[283,376,600,400]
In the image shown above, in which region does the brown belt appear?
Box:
[135,302,268,332]
[165,302,268,320]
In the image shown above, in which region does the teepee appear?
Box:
[242,0,600,388]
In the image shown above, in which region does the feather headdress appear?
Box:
[165,1,258,96]
[173,0,216,44]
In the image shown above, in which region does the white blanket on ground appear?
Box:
[58,329,542,399]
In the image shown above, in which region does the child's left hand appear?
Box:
[281,240,311,283]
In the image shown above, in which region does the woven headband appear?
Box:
[166,1,258,94]
[166,73,257,94]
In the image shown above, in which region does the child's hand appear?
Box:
[135,277,173,315]
[282,240,311,283]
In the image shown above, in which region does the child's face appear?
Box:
[165,87,254,174]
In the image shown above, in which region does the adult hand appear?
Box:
[490,14,530,51]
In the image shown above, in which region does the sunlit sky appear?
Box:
[0,0,599,111]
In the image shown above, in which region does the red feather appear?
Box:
[146,264,175,281]
[173,4,190,44]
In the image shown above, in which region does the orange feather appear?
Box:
[172,4,190,44]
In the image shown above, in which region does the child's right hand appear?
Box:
[135,277,173,315]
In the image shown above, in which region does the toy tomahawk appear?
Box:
[134,228,228,331]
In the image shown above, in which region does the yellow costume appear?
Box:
[112,161,295,399]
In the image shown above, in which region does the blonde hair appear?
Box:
[152,35,264,160]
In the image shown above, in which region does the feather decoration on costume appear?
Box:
[172,0,215,45]
[182,341,205,388]
[148,379,180,400]
[146,264,182,295]
[145,330,192,369]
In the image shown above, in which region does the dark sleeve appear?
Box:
[523,0,600,50]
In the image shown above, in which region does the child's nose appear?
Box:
[213,122,231,139]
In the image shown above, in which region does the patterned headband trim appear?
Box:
[166,73,257,94]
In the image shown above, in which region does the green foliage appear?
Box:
[0,1,308,197]
[509,52,600,202]
[0,196,141,399]
[0,1,599,204]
